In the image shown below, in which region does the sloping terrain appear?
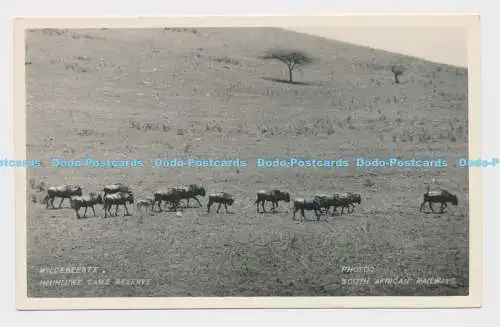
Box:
[25,27,469,296]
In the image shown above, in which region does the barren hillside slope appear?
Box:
[25,27,469,297]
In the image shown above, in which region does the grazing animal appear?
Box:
[346,192,362,212]
[207,192,234,213]
[313,194,336,214]
[255,189,291,213]
[103,191,134,218]
[314,193,353,216]
[136,197,154,212]
[152,189,182,212]
[43,185,83,209]
[172,184,206,207]
[103,183,130,195]
[419,188,458,213]
[70,192,103,219]
[330,193,356,215]
[293,198,322,222]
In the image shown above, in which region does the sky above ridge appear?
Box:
[286,26,467,67]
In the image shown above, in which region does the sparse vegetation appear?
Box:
[211,56,240,66]
[391,65,405,84]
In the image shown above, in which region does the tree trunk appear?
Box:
[288,66,293,83]
[394,73,400,84]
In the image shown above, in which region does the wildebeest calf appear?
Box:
[207,192,234,213]
[70,192,103,219]
[43,185,83,209]
[103,191,134,218]
[293,198,322,222]
[419,189,458,213]
[255,189,290,213]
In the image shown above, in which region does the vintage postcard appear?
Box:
[14,15,481,310]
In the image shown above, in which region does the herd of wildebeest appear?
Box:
[37,182,460,222]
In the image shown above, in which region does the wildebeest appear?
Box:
[207,192,234,213]
[313,193,352,216]
[419,188,458,213]
[340,192,362,213]
[103,183,130,195]
[70,192,103,219]
[103,191,134,218]
[152,189,182,212]
[172,184,206,207]
[136,197,154,212]
[255,189,290,213]
[43,185,83,209]
[293,198,322,222]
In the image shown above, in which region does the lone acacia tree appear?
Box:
[261,49,314,83]
[391,65,405,84]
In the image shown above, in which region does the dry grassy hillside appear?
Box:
[25,27,469,297]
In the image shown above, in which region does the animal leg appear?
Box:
[300,208,305,222]
[58,197,64,208]
[115,204,119,216]
[216,203,222,213]
[193,196,202,207]
[419,201,427,212]
[91,205,96,216]
[262,200,267,213]
[314,209,321,221]
[293,207,299,220]
[124,203,130,216]
[207,201,212,213]
[104,204,108,218]
[429,202,435,213]
[271,201,276,213]
[83,206,88,218]
[158,200,163,212]
[75,208,80,219]
[224,203,229,213]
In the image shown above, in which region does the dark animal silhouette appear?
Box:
[103,191,134,218]
[207,192,234,214]
[43,185,83,209]
[103,183,130,195]
[152,189,182,212]
[293,198,322,222]
[255,189,290,213]
[419,187,458,213]
[70,192,103,219]
[172,184,206,207]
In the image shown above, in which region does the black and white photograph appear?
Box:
[15,15,481,309]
